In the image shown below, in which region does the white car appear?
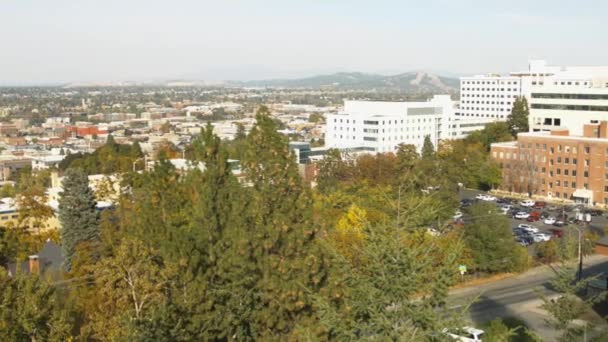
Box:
[544,217,556,225]
[521,199,535,207]
[453,211,463,220]
[518,223,539,233]
[483,195,496,201]
[475,194,487,200]
[443,327,485,342]
[533,232,551,242]
[514,211,530,220]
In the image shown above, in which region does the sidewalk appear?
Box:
[450,254,608,298]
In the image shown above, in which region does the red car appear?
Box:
[527,211,541,222]
[549,228,563,238]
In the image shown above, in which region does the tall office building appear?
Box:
[456,60,608,136]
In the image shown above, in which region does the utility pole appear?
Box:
[573,225,583,282]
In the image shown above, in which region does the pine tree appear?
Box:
[507,96,530,135]
[0,272,74,341]
[227,107,331,339]
[421,135,435,159]
[58,168,100,270]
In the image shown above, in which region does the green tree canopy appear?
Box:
[507,96,530,135]
[58,168,100,270]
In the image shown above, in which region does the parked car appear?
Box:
[586,210,603,217]
[544,217,557,225]
[443,327,485,342]
[533,232,552,242]
[553,220,565,227]
[460,199,474,207]
[549,228,564,238]
[516,236,532,246]
[540,211,550,219]
[527,211,541,222]
[547,204,559,211]
[533,201,547,209]
[512,227,526,236]
[453,211,463,220]
[514,211,530,220]
[518,224,539,233]
[475,194,487,200]
[521,199,535,207]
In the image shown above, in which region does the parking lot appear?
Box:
[457,189,608,246]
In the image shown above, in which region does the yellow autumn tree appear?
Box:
[328,204,368,266]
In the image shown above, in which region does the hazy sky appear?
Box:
[1,0,607,84]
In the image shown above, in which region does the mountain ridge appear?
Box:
[226,71,459,93]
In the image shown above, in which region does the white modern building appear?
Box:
[325,95,455,153]
[457,60,608,136]
[528,71,608,136]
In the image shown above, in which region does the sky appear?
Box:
[1,0,607,84]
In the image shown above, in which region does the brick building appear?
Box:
[491,121,608,206]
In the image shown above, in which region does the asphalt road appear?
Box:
[448,254,608,338]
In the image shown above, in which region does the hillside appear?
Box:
[229,71,459,93]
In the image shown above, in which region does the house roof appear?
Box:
[5,240,64,277]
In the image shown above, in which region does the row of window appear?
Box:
[334,135,426,141]
[461,88,519,92]
[462,94,518,99]
[457,113,507,119]
[531,103,608,112]
[461,107,510,111]
[517,141,603,155]
[531,93,608,100]
[461,100,514,105]
[462,80,519,85]
[335,126,434,133]
[334,118,438,125]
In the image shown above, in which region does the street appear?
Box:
[449,254,608,339]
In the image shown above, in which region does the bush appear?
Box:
[535,240,559,264]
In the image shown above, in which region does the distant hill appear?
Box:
[228,71,459,93]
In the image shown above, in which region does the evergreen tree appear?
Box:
[395,143,419,174]
[235,122,247,140]
[58,168,100,270]
[507,96,530,135]
[316,148,350,193]
[106,134,117,149]
[421,135,435,159]
[0,272,74,341]
[463,203,529,273]
[230,107,331,339]
[130,141,143,159]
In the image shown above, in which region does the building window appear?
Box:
[557,169,561,175]
[585,147,590,154]
[564,169,569,176]
[556,180,561,186]
[565,157,569,164]
[572,182,576,188]
[585,159,590,166]
[573,158,577,165]
[605,186,608,192]
[573,170,577,176]
[584,171,589,178]
[557,157,561,163]
[564,181,569,188]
